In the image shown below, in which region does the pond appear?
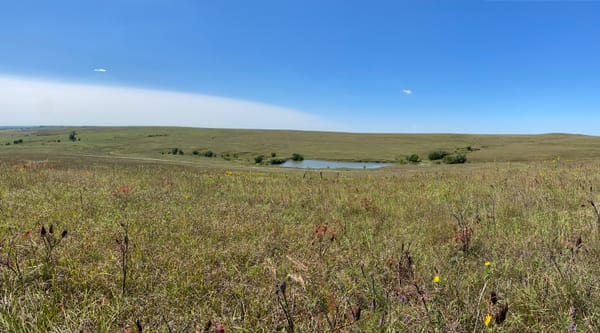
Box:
[281,159,392,169]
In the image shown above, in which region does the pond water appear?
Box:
[281,159,392,169]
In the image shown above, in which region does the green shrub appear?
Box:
[270,158,287,165]
[407,154,421,163]
[254,155,265,164]
[428,150,449,160]
[192,150,199,155]
[204,150,214,157]
[291,153,304,161]
[443,154,467,164]
[69,131,77,142]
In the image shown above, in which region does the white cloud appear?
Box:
[93,68,107,72]
[0,75,339,131]
[402,89,413,95]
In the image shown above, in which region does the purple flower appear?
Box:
[568,322,577,333]
[400,295,407,304]
[403,315,410,324]
[370,299,377,310]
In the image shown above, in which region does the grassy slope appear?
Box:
[2,127,600,331]
[2,127,600,163]
[1,157,599,332]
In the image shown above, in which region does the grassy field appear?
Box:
[3,126,600,164]
[2,128,600,332]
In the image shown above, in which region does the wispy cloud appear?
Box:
[402,89,413,95]
[0,75,340,131]
[93,68,107,72]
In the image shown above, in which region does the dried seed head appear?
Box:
[495,303,508,324]
[61,230,68,239]
[490,290,498,305]
[277,280,286,295]
[203,320,212,333]
[49,225,54,234]
[41,226,47,236]
[575,236,582,248]
[136,319,142,332]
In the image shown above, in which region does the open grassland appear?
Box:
[1,155,600,332]
[3,127,600,163]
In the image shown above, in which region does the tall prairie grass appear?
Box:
[0,158,599,332]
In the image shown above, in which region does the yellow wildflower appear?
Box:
[433,275,440,283]
[484,314,492,327]
[485,261,491,267]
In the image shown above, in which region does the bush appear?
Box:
[291,153,304,161]
[69,131,77,142]
[270,158,287,165]
[271,152,277,157]
[13,139,23,144]
[192,150,199,155]
[407,154,421,163]
[171,148,179,155]
[203,150,214,157]
[443,154,467,164]
[428,150,449,161]
[254,155,265,164]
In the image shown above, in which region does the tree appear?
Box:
[69,131,78,142]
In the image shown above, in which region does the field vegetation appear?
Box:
[0,152,600,332]
[1,149,600,331]
[3,127,600,164]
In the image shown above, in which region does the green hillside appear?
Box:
[1,126,600,164]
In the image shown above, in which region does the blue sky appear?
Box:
[1,1,600,133]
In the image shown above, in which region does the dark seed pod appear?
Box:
[136,319,142,332]
[495,303,508,324]
[49,225,54,234]
[490,290,498,305]
[203,320,212,333]
[41,226,47,236]
[278,280,286,294]
[61,230,68,239]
